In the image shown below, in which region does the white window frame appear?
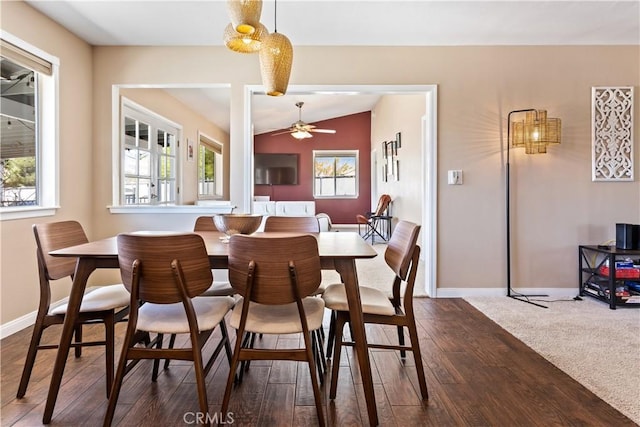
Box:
[0,31,59,221]
[197,132,223,200]
[118,98,182,206]
[312,149,359,199]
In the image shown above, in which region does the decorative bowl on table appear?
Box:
[213,214,262,242]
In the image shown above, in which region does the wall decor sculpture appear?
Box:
[592,86,634,181]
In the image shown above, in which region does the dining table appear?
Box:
[44,230,380,426]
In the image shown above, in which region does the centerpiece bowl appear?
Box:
[213,214,262,241]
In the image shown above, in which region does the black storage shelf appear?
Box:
[578,245,640,309]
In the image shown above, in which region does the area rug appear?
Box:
[465,296,640,424]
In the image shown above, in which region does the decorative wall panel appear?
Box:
[592,87,634,181]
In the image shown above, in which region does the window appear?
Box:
[0,34,58,219]
[198,134,223,199]
[121,99,180,205]
[313,150,358,198]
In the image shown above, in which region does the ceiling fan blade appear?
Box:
[310,129,336,134]
[271,129,294,136]
[279,102,337,138]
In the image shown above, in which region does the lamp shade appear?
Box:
[227,0,262,35]
[511,109,561,154]
[259,32,293,97]
[223,22,266,53]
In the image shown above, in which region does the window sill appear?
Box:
[313,195,359,200]
[108,205,236,214]
[0,206,59,221]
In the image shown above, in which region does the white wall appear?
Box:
[371,94,426,226]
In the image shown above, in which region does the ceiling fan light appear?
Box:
[226,0,263,35]
[223,22,266,53]
[291,130,312,139]
[259,32,293,97]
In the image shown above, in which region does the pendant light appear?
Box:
[223,22,267,53]
[226,0,263,35]
[259,0,293,96]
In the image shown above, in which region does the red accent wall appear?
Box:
[254,111,372,224]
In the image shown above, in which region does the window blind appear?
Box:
[200,137,222,155]
[1,38,52,76]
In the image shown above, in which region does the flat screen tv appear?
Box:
[254,153,299,185]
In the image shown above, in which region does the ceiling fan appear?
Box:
[271,102,336,140]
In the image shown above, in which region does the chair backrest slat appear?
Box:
[264,216,320,233]
[33,221,89,281]
[117,233,212,303]
[385,220,421,280]
[228,234,321,304]
[193,216,218,232]
[403,244,421,301]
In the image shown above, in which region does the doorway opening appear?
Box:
[245,85,438,297]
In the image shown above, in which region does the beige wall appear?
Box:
[119,87,231,202]
[89,44,640,292]
[1,1,639,325]
[1,1,94,323]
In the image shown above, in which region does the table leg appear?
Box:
[43,258,95,424]
[334,258,379,426]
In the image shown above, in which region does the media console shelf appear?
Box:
[578,245,640,309]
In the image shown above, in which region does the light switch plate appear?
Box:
[448,170,463,185]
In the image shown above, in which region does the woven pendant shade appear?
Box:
[536,110,561,146]
[259,32,293,96]
[227,0,262,35]
[511,110,561,154]
[223,22,266,53]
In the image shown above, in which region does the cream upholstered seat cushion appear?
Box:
[311,281,327,296]
[229,297,324,334]
[50,284,130,315]
[201,281,236,297]
[322,283,396,316]
[136,296,235,334]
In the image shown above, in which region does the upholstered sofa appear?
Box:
[253,201,316,216]
[252,201,332,232]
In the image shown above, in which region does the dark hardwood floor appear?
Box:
[1,298,635,426]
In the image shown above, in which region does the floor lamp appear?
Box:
[506,109,561,308]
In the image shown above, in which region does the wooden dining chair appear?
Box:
[192,216,235,297]
[16,221,131,400]
[193,215,218,232]
[262,214,327,377]
[103,233,235,426]
[221,234,326,426]
[322,220,428,401]
[263,215,320,233]
[163,215,237,370]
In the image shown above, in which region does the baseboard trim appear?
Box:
[1,295,72,339]
[1,311,37,339]
[435,287,579,298]
[1,287,579,338]
[331,224,358,231]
